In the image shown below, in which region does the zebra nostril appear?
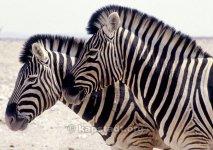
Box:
[5,103,17,117]
[9,116,16,124]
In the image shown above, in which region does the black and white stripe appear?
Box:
[67,5,213,149]
[5,34,169,150]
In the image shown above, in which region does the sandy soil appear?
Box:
[0,38,213,150]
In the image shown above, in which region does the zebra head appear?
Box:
[63,12,123,102]
[5,42,64,131]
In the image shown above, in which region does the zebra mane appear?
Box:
[87,5,211,57]
[20,34,86,64]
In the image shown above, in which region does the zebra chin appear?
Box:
[5,114,29,131]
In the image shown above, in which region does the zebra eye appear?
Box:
[87,49,98,56]
[28,75,37,82]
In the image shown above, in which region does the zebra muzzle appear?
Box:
[62,86,86,105]
[5,103,29,131]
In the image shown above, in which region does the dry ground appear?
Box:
[0,38,213,150]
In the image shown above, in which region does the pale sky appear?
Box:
[0,0,213,38]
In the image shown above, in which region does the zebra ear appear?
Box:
[32,43,49,63]
[104,12,120,37]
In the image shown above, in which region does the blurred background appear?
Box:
[0,0,213,39]
[0,0,213,150]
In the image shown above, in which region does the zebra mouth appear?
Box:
[79,88,87,100]
[5,114,29,131]
[62,87,86,105]
[70,88,86,104]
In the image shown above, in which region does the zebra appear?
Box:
[63,5,213,149]
[5,34,170,150]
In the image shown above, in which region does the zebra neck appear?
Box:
[50,52,75,104]
[117,27,209,110]
[56,53,76,85]
[117,28,148,98]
